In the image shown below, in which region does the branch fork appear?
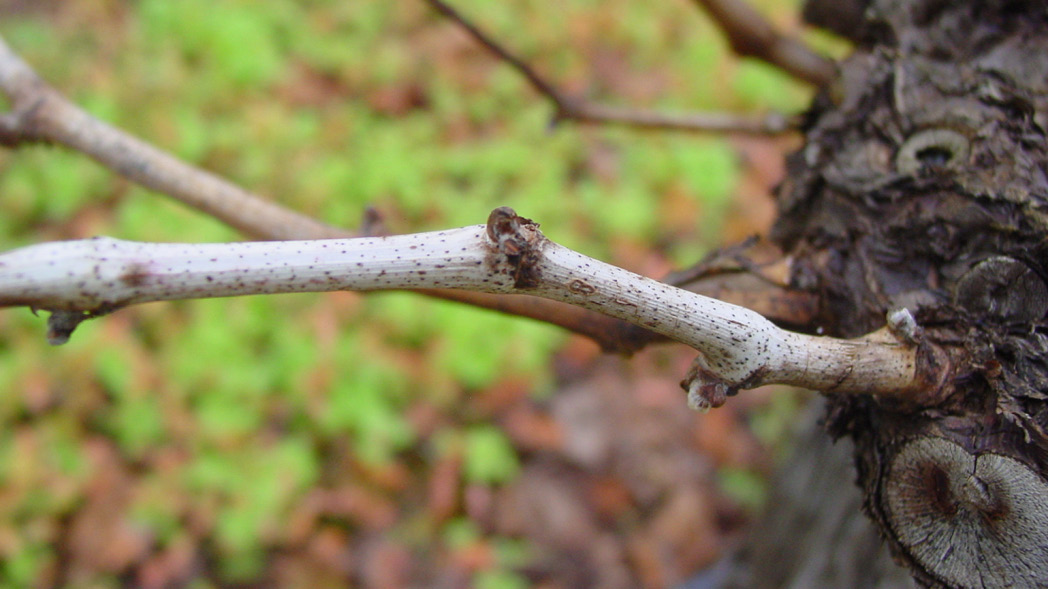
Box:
[0,206,944,409]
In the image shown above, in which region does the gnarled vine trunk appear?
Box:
[736,2,1048,587]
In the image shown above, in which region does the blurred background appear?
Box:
[0,0,842,586]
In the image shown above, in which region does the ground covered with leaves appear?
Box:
[0,1,828,586]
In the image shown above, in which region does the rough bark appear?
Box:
[739,1,1048,587]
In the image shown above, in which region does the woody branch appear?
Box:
[0,207,940,409]
[0,33,674,353]
[422,0,800,134]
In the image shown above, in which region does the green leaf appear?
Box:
[475,569,530,589]
[1,541,52,587]
[718,467,768,512]
[442,517,481,549]
[108,397,167,456]
[197,392,263,441]
[733,60,809,112]
[464,426,520,485]
[321,367,414,464]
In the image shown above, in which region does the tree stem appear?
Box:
[0,207,935,405]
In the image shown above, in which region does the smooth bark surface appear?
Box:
[0,34,678,354]
[0,208,929,405]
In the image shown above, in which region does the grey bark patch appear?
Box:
[954,257,1048,323]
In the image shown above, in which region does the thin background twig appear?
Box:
[0,34,669,353]
[691,0,836,86]
[422,0,802,134]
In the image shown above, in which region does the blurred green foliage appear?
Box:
[0,0,813,584]
[717,467,769,513]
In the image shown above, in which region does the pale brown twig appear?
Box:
[692,0,837,87]
[0,31,814,353]
[802,0,869,42]
[422,0,799,134]
[0,39,345,241]
[0,34,666,353]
